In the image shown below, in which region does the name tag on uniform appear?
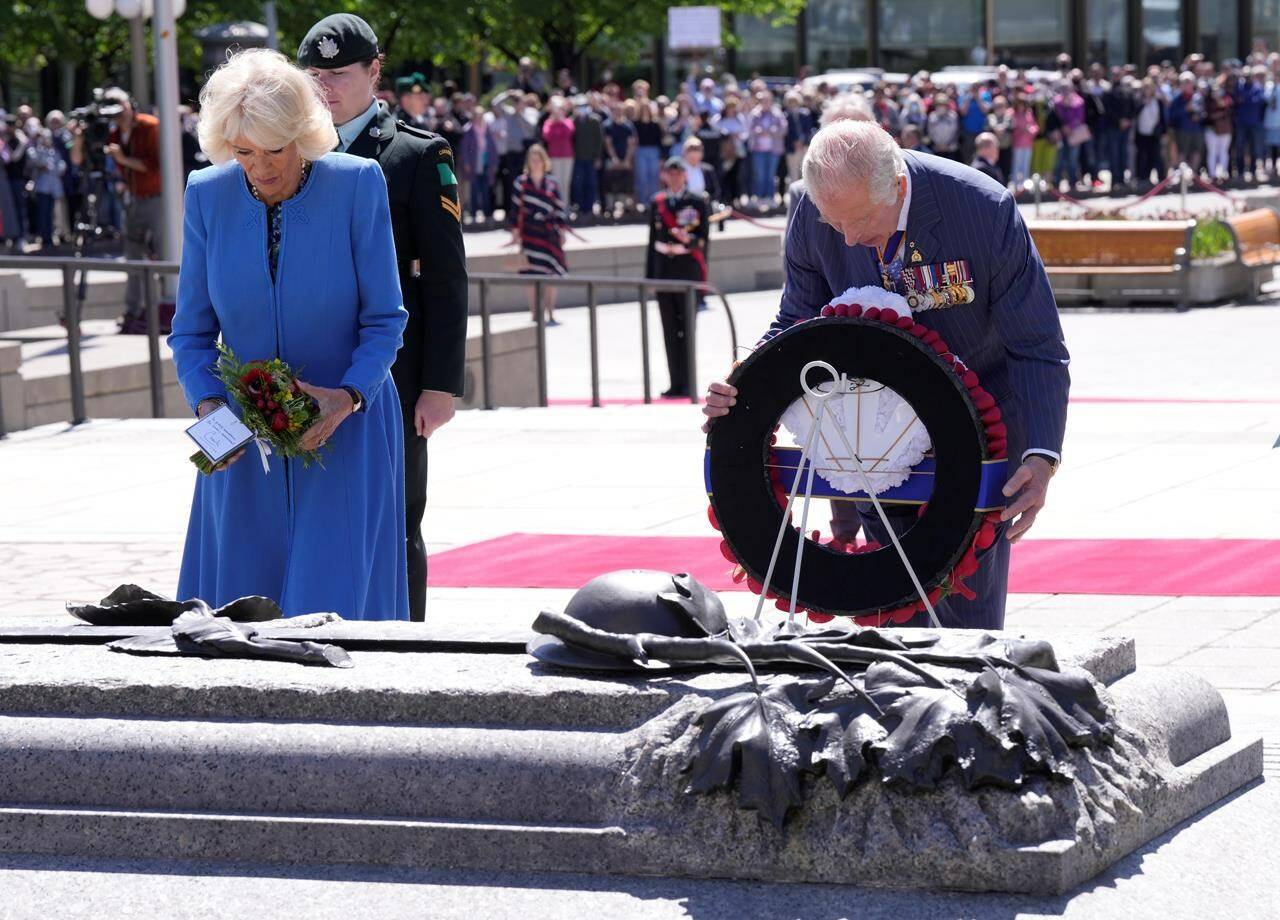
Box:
[186,405,254,465]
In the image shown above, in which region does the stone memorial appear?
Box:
[0,578,1261,896]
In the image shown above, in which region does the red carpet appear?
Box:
[429,534,1280,596]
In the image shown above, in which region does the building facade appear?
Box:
[719,0,1280,77]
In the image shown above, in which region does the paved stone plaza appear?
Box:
[1,289,1278,916]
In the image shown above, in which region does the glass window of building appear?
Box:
[1199,2,1239,63]
[1143,0,1181,66]
[879,0,984,72]
[993,0,1067,69]
[734,14,797,77]
[1258,0,1280,52]
[1088,0,1129,66]
[806,0,870,72]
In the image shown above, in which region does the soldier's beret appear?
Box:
[298,13,379,70]
[395,72,428,94]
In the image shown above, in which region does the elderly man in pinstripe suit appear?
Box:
[703,121,1070,630]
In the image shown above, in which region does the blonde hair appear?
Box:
[197,48,338,164]
[524,143,551,175]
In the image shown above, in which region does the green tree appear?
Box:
[473,0,804,75]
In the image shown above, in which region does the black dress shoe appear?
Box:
[660,388,690,399]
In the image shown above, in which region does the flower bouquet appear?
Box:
[189,342,326,475]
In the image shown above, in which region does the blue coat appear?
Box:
[169,154,410,620]
[769,150,1070,463]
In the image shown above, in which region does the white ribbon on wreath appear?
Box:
[778,286,932,495]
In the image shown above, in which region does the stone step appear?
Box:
[0,268,129,333]
[0,715,626,824]
[0,804,627,874]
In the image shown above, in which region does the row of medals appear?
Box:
[882,261,976,311]
[905,271,974,311]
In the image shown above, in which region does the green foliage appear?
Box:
[1,0,803,99]
[1190,218,1234,261]
[471,0,804,73]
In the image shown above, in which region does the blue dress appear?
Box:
[169,153,410,620]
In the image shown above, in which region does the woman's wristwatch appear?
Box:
[342,386,364,413]
[196,397,227,417]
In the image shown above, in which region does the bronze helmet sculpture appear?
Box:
[528,570,727,670]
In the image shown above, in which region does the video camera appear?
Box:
[68,87,124,172]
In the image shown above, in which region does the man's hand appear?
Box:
[700,380,737,433]
[414,390,455,439]
[104,143,123,162]
[1000,455,1055,543]
[296,381,354,451]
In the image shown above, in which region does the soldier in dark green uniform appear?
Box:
[646,156,710,399]
[300,14,468,622]
[394,72,432,131]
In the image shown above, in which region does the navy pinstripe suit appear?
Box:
[768,150,1071,629]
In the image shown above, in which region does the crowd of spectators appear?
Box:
[9,46,1280,251]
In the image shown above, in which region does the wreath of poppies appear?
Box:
[705,301,1008,626]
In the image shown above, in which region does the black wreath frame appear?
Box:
[706,316,990,618]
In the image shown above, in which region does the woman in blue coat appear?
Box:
[169,49,409,620]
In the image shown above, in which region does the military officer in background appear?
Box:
[394,72,433,130]
[299,14,468,622]
[646,156,710,399]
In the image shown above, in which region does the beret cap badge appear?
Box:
[317,36,340,59]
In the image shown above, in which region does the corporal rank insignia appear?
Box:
[902,259,975,311]
[317,36,340,59]
[440,194,461,222]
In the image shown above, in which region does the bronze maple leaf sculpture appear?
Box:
[532,594,1115,829]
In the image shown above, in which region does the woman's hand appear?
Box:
[197,398,245,472]
[296,381,354,451]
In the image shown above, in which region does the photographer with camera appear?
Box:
[72,87,162,331]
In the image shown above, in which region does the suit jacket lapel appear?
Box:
[343,103,395,160]
[904,151,942,267]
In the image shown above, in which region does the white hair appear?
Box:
[802,120,905,207]
[197,48,338,165]
[819,91,873,127]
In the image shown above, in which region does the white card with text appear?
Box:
[185,405,254,464]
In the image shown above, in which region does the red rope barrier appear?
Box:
[727,209,790,232]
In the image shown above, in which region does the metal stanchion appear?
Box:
[61,266,87,425]
[1032,173,1042,218]
[684,285,698,404]
[534,279,548,407]
[1180,162,1189,211]
[637,284,652,404]
[142,268,165,418]
[479,279,494,410]
[587,281,600,408]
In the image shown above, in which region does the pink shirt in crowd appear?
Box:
[1011,109,1039,149]
[542,117,576,159]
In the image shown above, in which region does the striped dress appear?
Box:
[511,173,568,276]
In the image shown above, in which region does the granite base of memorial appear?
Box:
[0,575,1261,896]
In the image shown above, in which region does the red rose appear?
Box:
[270,413,287,432]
